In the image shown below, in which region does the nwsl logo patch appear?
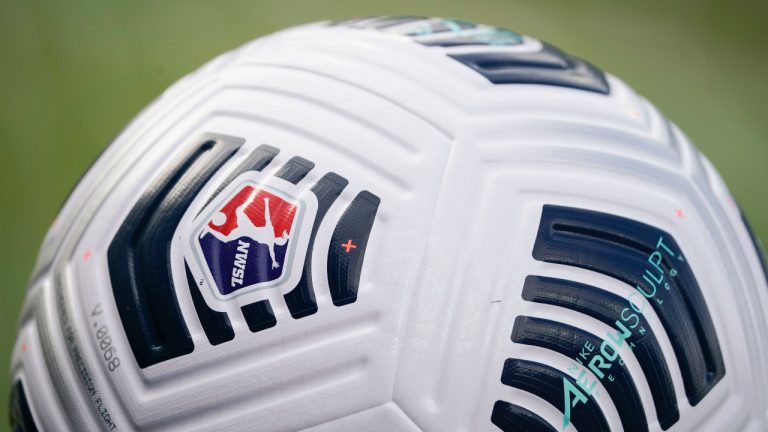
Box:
[186,172,318,309]
[201,187,295,293]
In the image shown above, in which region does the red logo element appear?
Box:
[208,186,297,238]
[341,239,357,253]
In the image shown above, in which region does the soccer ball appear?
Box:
[9,16,768,432]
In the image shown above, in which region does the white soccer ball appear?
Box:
[10,17,768,432]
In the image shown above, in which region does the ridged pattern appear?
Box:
[327,191,381,306]
[501,358,610,432]
[107,137,241,368]
[284,172,349,318]
[522,275,679,429]
[533,204,725,405]
[512,316,648,432]
[490,401,556,432]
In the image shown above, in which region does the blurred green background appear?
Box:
[1,0,766,426]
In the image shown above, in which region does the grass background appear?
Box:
[1,0,766,426]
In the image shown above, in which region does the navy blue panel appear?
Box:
[242,300,277,333]
[9,381,38,432]
[185,263,234,346]
[741,211,768,287]
[501,358,609,432]
[274,156,314,185]
[199,232,288,296]
[284,173,349,318]
[328,191,381,306]
[512,316,648,432]
[491,401,556,432]
[522,275,679,429]
[449,43,609,94]
[532,204,725,405]
[108,137,241,368]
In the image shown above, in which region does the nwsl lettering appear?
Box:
[563,236,677,429]
[231,240,249,287]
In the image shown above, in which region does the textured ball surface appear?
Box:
[9,17,768,432]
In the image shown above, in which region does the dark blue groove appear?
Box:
[185,263,233,346]
[283,173,348,318]
[241,300,277,332]
[532,204,725,405]
[9,381,38,432]
[328,191,381,306]
[239,153,312,331]
[448,43,609,94]
[501,358,609,432]
[108,137,241,368]
[274,156,314,185]
[491,401,556,432]
[522,275,679,429]
[193,144,279,344]
[512,316,648,432]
